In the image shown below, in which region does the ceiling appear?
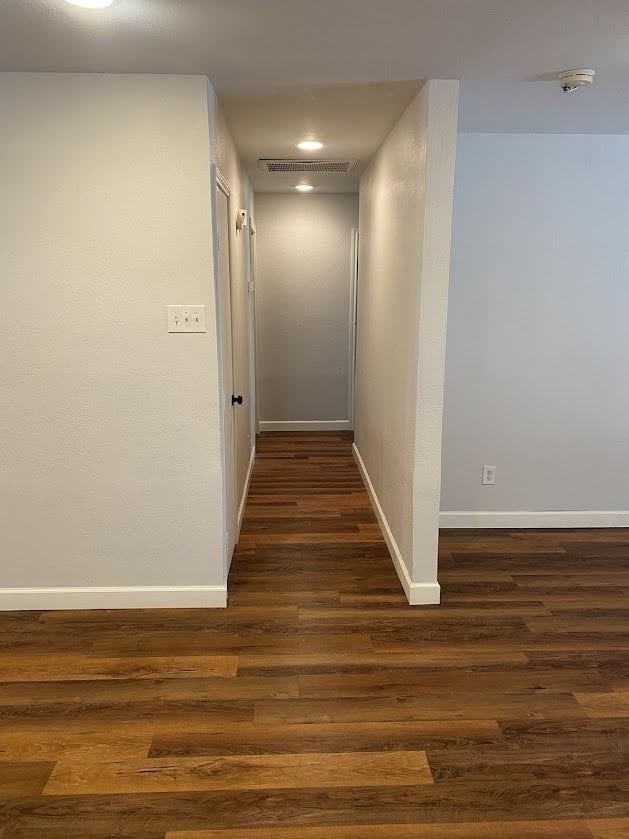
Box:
[460,78,629,134]
[221,83,422,193]
[2,0,628,94]
[2,0,629,191]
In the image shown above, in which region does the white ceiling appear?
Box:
[2,0,629,191]
[2,0,628,95]
[460,79,629,134]
[221,83,422,193]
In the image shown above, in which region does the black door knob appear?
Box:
[232,394,243,405]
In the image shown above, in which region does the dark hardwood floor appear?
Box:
[1,431,628,837]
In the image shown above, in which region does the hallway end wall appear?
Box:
[255,192,358,430]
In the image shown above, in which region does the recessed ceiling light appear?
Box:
[295,184,314,192]
[297,140,323,151]
[65,0,114,8]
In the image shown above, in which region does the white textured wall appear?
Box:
[255,193,358,426]
[0,73,224,600]
[355,81,459,600]
[442,132,629,516]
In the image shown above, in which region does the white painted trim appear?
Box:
[353,443,441,606]
[237,446,255,534]
[216,168,231,197]
[440,510,629,529]
[347,227,359,430]
[210,163,233,583]
[248,220,258,447]
[0,586,227,611]
[260,420,351,432]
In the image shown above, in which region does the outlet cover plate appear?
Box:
[482,465,496,486]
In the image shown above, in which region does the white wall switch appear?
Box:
[482,465,496,485]
[167,305,207,333]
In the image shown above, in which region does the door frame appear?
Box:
[348,227,360,429]
[248,220,259,438]
[211,164,237,578]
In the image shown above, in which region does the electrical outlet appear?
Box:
[482,465,496,486]
[167,305,206,333]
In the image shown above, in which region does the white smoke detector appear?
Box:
[559,69,595,94]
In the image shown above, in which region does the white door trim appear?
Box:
[249,220,259,438]
[216,168,231,198]
[348,227,359,429]
[212,165,237,580]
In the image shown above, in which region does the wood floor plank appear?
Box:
[0,654,239,682]
[297,667,607,698]
[43,751,433,795]
[237,649,530,675]
[0,699,254,726]
[527,617,629,633]
[498,716,629,750]
[254,692,586,724]
[0,760,55,796]
[426,745,628,783]
[166,821,594,838]
[587,818,629,838]
[299,605,554,619]
[0,675,298,705]
[8,782,629,837]
[149,719,502,757]
[229,590,340,606]
[575,691,629,718]
[0,728,152,761]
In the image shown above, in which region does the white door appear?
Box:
[216,179,238,564]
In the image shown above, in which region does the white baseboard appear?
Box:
[238,445,256,532]
[228,445,256,575]
[259,420,351,431]
[0,585,227,611]
[352,443,440,606]
[440,510,629,529]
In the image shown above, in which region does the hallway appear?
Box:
[1,433,629,836]
[230,431,394,607]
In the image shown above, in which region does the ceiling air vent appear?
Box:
[259,159,358,175]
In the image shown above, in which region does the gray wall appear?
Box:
[255,192,358,428]
[442,132,629,515]
[0,73,226,607]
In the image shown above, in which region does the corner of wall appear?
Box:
[353,443,440,605]
[410,78,460,589]
[206,78,219,165]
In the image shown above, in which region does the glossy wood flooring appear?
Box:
[1,431,629,837]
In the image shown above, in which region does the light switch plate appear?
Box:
[167,305,207,333]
